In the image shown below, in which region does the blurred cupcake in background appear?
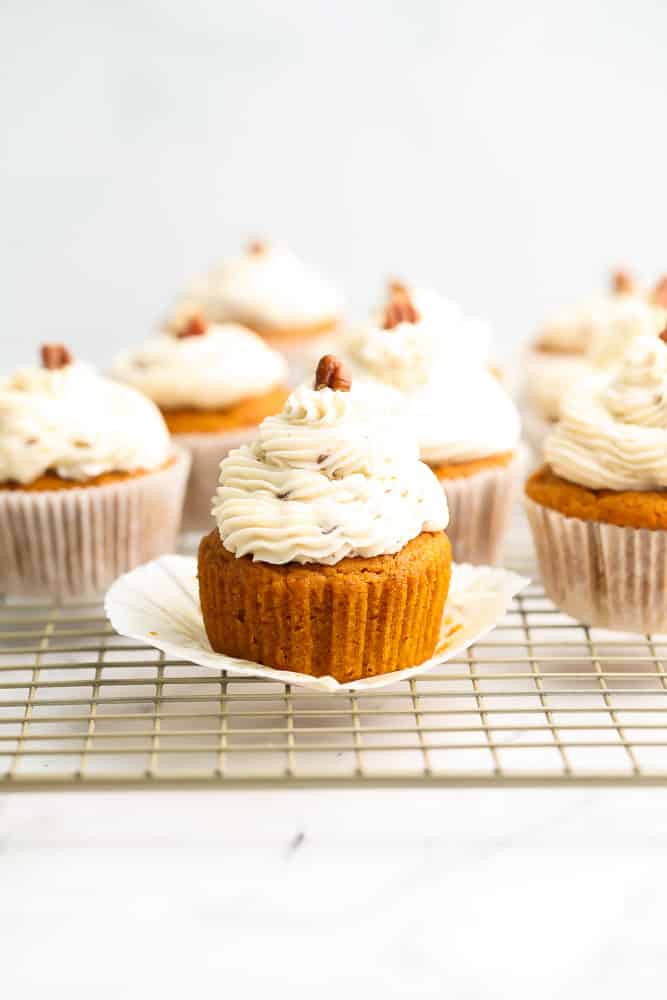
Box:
[112,308,289,532]
[521,269,667,456]
[0,344,189,598]
[175,240,344,378]
[343,285,521,564]
[525,334,667,632]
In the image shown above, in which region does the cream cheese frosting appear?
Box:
[180,242,343,332]
[545,336,667,491]
[0,361,171,484]
[522,349,593,422]
[212,382,448,565]
[344,301,518,463]
[112,322,288,410]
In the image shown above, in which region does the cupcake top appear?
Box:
[545,335,667,490]
[345,287,519,463]
[212,355,448,565]
[180,241,343,332]
[0,345,171,485]
[360,279,493,375]
[536,270,665,357]
[112,311,288,410]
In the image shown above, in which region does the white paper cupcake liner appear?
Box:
[525,496,667,633]
[174,428,258,533]
[0,448,190,601]
[105,554,528,693]
[438,453,524,566]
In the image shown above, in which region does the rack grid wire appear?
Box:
[4,517,667,790]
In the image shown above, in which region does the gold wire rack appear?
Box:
[3,519,667,790]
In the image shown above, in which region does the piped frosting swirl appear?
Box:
[0,359,170,484]
[545,336,667,490]
[213,376,448,565]
[112,321,287,410]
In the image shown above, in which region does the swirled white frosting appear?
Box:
[538,291,665,357]
[112,323,288,410]
[344,309,518,462]
[0,362,171,485]
[545,336,667,490]
[213,384,448,565]
[180,243,343,332]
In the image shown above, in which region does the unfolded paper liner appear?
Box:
[439,452,524,566]
[105,554,528,693]
[174,428,257,533]
[525,496,667,633]
[0,448,190,601]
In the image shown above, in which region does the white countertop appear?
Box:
[3,786,667,997]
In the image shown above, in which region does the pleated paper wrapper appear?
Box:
[525,497,667,633]
[105,554,528,693]
[0,448,190,601]
[439,452,524,566]
[174,428,257,532]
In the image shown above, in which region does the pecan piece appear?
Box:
[41,343,72,370]
[653,276,667,308]
[382,291,420,329]
[247,239,268,255]
[175,310,208,339]
[659,325,667,345]
[611,268,635,294]
[314,355,352,392]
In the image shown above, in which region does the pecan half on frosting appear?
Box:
[653,276,667,308]
[382,291,420,329]
[247,239,268,255]
[175,311,208,339]
[41,343,73,370]
[611,268,635,294]
[314,355,352,392]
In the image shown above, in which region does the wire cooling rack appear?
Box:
[3,516,667,790]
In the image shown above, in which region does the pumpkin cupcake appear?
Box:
[526,334,667,632]
[522,269,666,454]
[343,286,521,564]
[112,309,289,531]
[198,356,451,683]
[176,240,343,374]
[0,344,189,599]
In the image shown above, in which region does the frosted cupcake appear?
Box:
[526,335,667,632]
[522,270,666,454]
[176,240,343,373]
[198,356,451,683]
[0,344,189,599]
[112,310,289,531]
[343,287,521,564]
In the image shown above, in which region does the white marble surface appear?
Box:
[3,787,667,997]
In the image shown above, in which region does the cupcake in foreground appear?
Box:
[522,270,667,454]
[198,356,451,683]
[112,310,289,531]
[343,286,521,564]
[176,240,343,370]
[0,344,189,598]
[525,334,667,632]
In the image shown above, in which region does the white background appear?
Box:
[4,4,667,995]
[3,0,667,370]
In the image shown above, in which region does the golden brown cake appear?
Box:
[430,450,516,481]
[160,385,289,435]
[198,355,452,682]
[199,528,451,682]
[526,464,667,530]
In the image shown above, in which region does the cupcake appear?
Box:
[112,310,289,532]
[0,344,189,599]
[522,270,666,455]
[525,334,667,632]
[343,286,521,564]
[198,355,451,683]
[176,240,343,374]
